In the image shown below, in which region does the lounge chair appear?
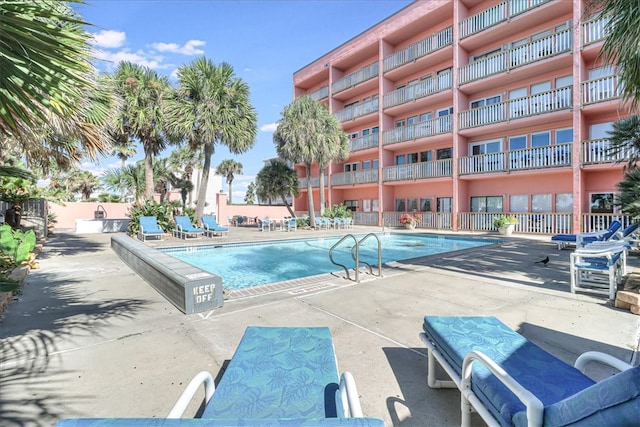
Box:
[56,326,384,427]
[138,216,165,242]
[201,215,228,237]
[551,219,622,250]
[285,217,297,231]
[259,218,271,231]
[570,243,627,300]
[174,215,204,239]
[420,316,640,427]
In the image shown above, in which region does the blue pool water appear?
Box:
[161,234,497,290]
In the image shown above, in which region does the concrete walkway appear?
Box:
[1,228,639,426]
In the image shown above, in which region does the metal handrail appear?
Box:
[357,233,383,278]
[329,234,360,282]
[328,233,383,283]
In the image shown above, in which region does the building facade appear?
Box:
[292,0,631,234]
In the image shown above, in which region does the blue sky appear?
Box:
[75,0,413,200]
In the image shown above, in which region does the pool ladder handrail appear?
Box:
[328,233,383,283]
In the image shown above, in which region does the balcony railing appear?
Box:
[457,212,572,234]
[383,26,453,73]
[331,170,379,186]
[353,212,379,226]
[459,29,571,84]
[383,159,452,181]
[459,0,550,38]
[382,115,453,145]
[334,97,379,122]
[459,87,572,129]
[581,138,631,165]
[331,62,379,94]
[458,143,572,175]
[349,133,379,152]
[309,85,329,101]
[383,211,453,230]
[582,15,609,46]
[383,71,452,109]
[582,75,620,105]
[581,213,633,233]
[298,176,327,188]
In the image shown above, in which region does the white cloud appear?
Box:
[90,29,126,48]
[93,48,163,69]
[260,122,278,132]
[150,39,206,55]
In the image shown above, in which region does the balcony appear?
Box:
[582,138,630,165]
[458,143,572,175]
[383,71,452,109]
[459,0,550,39]
[383,159,452,182]
[334,97,379,122]
[458,29,571,85]
[331,170,379,186]
[309,85,329,101]
[383,27,453,73]
[382,115,453,146]
[349,133,379,152]
[582,75,620,105]
[458,87,572,130]
[298,176,327,189]
[331,62,379,95]
[457,212,572,234]
[582,15,609,46]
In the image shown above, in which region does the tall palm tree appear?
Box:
[606,115,640,170]
[255,160,300,217]
[316,117,349,216]
[169,146,203,207]
[215,159,243,204]
[244,182,256,204]
[164,57,257,220]
[592,0,640,110]
[70,170,100,201]
[113,61,171,200]
[274,95,338,226]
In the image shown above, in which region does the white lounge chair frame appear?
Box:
[570,245,625,300]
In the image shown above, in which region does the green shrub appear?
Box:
[127,200,181,236]
[0,224,37,265]
[324,204,353,219]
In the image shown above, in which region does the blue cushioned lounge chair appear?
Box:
[201,215,228,237]
[551,220,621,250]
[174,216,204,239]
[138,216,165,242]
[56,327,384,427]
[420,316,640,427]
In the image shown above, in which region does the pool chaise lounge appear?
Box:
[174,215,204,239]
[550,220,623,250]
[56,326,383,427]
[201,215,228,237]
[138,216,165,242]
[419,316,640,427]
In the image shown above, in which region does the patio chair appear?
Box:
[174,215,204,239]
[420,316,640,427]
[56,327,384,427]
[551,219,622,250]
[259,218,271,232]
[570,244,626,300]
[201,215,228,237]
[137,216,165,242]
[285,217,297,232]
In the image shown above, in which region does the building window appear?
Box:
[510,195,528,212]
[344,162,358,172]
[590,193,614,213]
[362,160,371,170]
[437,148,452,159]
[372,126,379,133]
[408,153,418,163]
[420,151,432,162]
[363,199,371,212]
[555,128,572,144]
[532,194,552,212]
[471,196,503,212]
[349,132,359,139]
[344,200,359,212]
[420,198,432,212]
[362,128,370,136]
[395,119,405,128]
[396,199,406,211]
[531,132,550,147]
[556,193,573,212]
[407,198,418,211]
[396,155,406,165]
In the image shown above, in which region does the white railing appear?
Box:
[382,115,453,145]
[458,143,572,175]
[581,138,632,165]
[582,15,609,46]
[459,87,571,129]
[460,2,507,38]
[383,211,452,230]
[457,212,573,234]
[349,133,379,152]
[353,212,378,226]
[582,75,620,104]
[383,70,452,109]
[334,97,379,122]
[309,85,329,101]
[508,0,549,16]
[298,176,327,188]
[332,62,379,94]
[383,159,453,181]
[459,29,571,84]
[581,214,633,233]
[383,26,453,72]
[331,170,379,186]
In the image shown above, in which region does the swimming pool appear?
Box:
[161,234,498,290]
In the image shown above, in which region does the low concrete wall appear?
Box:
[76,218,131,233]
[111,234,223,314]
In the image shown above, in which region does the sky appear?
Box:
[74,0,414,201]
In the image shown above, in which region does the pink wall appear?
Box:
[50,202,133,229]
[216,193,292,226]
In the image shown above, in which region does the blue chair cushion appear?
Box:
[202,327,341,420]
[56,418,386,426]
[551,234,577,243]
[423,316,595,427]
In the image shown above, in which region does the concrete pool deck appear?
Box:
[1,227,639,426]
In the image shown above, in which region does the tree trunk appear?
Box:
[228,180,233,204]
[195,142,213,219]
[280,193,296,217]
[306,162,315,227]
[144,149,154,200]
[319,166,326,216]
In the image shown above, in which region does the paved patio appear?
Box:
[1,226,638,426]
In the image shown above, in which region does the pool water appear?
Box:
[161,234,497,290]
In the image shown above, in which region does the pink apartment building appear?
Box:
[291,0,631,234]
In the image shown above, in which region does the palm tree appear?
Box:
[164,57,257,220]
[70,170,100,201]
[274,95,339,226]
[169,146,203,207]
[593,0,640,109]
[316,118,349,216]
[255,160,300,217]
[216,159,243,204]
[244,182,256,204]
[121,163,146,203]
[607,115,640,170]
[113,61,171,200]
